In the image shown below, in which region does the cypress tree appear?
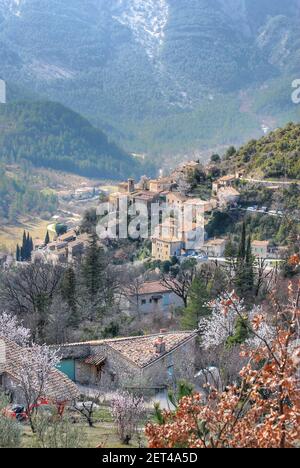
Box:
[238,222,246,260]
[245,236,255,293]
[81,234,105,300]
[16,244,21,262]
[21,230,27,261]
[235,224,254,298]
[45,230,50,245]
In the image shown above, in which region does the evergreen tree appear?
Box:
[181,276,210,330]
[245,236,255,293]
[16,244,21,262]
[224,240,237,259]
[21,230,27,261]
[81,234,105,301]
[238,222,246,259]
[235,225,254,299]
[20,231,33,261]
[226,316,250,348]
[44,231,50,245]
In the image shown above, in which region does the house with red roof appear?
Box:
[121,280,184,316]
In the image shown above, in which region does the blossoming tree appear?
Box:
[146,283,300,448]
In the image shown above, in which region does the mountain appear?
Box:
[0,101,154,179]
[0,163,58,222]
[226,122,300,179]
[0,0,300,156]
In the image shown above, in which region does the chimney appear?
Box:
[128,179,135,193]
[154,336,166,355]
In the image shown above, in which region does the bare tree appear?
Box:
[122,275,147,319]
[73,389,103,428]
[0,262,64,341]
[160,259,197,307]
[254,258,277,297]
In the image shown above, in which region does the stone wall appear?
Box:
[73,344,142,391]
[1,374,25,404]
[59,336,197,393]
[141,337,196,388]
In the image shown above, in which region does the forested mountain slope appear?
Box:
[226,122,300,179]
[0,101,153,179]
[0,0,300,155]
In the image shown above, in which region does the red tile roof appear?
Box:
[128,281,172,296]
[0,337,79,402]
[58,332,197,369]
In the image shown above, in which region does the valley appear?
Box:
[0,0,299,157]
[0,166,118,251]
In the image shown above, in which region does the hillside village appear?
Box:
[0,150,300,448]
[12,158,292,271]
[0,0,299,449]
[1,153,299,370]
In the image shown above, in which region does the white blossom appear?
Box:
[18,344,61,408]
[110,391,145,444]
[0,312,31,347]
[200,292,275,351]
[200,293,240,349]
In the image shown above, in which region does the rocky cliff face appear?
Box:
[0,0,299,154]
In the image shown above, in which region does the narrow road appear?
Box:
[241,178,300,186]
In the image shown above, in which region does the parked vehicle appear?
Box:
[3,399,64,422]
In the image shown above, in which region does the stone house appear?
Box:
[121,281,184,316]
[57,332,197,394]
[58,230,77,243]
[217,187,240,208]
[212,174,236,195]
[202,238,227,258]
[129,191,161,214]
[149,178,173,193]
[0,337,79,405]
[166,192,188,211]
[251,240,270,258]
[67,239,86,262]
[152,237,183,261]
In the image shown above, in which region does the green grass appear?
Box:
[20,405,148,448]
[0,217,54,252]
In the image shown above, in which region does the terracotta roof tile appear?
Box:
[128,281,172,296]
[0,337,79,402]
[59,332,197,369]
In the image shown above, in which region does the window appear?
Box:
[167,365,174,378]
[141,299,146,305]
